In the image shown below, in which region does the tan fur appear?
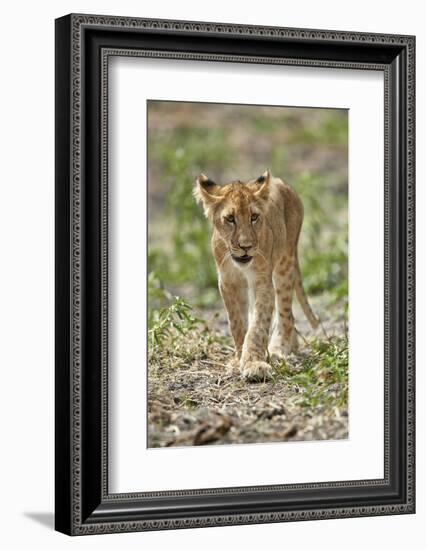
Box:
[194,170,318,381]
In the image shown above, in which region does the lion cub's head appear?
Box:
[194,170,271,265]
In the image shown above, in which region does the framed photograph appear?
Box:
[55,14,415,535]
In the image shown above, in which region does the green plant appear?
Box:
[289,111,348,148]
[293,171,348,305]
[148,295,205,347]
[272,336,349,409]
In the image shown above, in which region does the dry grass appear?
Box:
[148,297,348,448]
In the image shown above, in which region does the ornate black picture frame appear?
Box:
[55,13,415,535]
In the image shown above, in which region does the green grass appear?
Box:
[249,109,348,148]
[288,112,349,148]
[148,280,230,370]
[148,296,348,419]
[294,171,348,306]
[271,337,349,409]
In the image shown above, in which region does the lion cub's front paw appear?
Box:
[240,360,272,382]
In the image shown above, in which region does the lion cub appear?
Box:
[194,170,318,381]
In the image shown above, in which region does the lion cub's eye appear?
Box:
[251,213,260,223]
[225,215,235,224]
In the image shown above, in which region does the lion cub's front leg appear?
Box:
[239,272,275,381]
[219,276,249,370]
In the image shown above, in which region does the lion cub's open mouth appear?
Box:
[231,254,253,264]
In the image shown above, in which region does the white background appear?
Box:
[110,59,384,492]
[0,0,423,549]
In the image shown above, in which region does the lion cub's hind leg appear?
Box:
[268,254,298,359]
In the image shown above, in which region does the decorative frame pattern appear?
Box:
[55,13,415,535]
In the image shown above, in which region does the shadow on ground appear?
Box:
[24,512,54,530]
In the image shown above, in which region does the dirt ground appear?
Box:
[148,296,348,448]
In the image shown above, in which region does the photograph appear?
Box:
[147,100,349,448]
[52,10,415,538]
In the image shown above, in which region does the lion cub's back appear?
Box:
[269,177,304,250]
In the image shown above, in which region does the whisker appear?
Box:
[255,250,268,264]
[218,251,232,270]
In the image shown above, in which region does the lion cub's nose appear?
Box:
[239,244,253,253]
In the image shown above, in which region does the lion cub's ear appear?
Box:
[193,174,223,217]
[253,169,271,201]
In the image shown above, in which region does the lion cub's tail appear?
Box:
[294,253,319,329]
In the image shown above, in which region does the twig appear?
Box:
[319,318,332,342]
